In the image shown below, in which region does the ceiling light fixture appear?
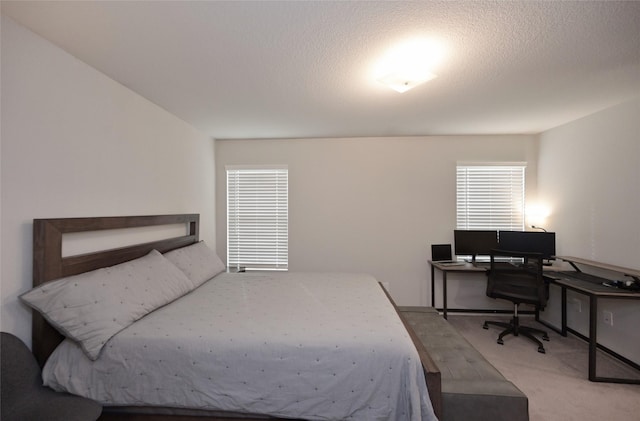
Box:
[378,71,438,94]
[374,38,445,93]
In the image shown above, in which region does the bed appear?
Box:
[27,214,441,420]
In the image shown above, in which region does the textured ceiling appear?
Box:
[3,1,640,139]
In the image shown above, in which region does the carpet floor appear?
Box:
[446,315,640,421]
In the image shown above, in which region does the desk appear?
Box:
[431,257,640,383]
[541,256,640,384]
[429,261,487,319]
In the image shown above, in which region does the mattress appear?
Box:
[42,272,437,421]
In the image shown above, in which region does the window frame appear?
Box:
[456,162,526,232]
[226,165,288,271]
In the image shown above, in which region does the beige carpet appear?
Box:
[446,315,640,421]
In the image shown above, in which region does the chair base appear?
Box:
[483,315,549,353]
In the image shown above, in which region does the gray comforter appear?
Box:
[43,272,436,421]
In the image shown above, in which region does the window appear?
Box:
[227,166,288,271]
[456,163,525,231]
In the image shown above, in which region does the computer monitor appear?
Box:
[431,244,453,262]
[454,230,499,262]
[498,231,556,261]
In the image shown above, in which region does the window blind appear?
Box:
[227,166,288,270]
[456,164,525,231]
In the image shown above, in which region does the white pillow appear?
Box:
[164,241,225,287]
[20,250,193,360]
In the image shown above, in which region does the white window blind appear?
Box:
[456,164,525,231]
[227,166,288,271]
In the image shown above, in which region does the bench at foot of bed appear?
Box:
[399,307,529,421]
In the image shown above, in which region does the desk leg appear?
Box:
[589,295,598,381]
[431,265,435,308]
[442,272,448,320]
[561,287,568,337]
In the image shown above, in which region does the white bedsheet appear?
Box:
[43,272,437,421]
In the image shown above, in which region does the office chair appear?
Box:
[483,249,550,353]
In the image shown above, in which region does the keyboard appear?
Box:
[437,261,466,267]
[546,271,640,292]
[547,271,605,284]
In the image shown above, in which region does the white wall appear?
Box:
[216,135,539,307]
[537,97,640,363]
[0,16,216,348]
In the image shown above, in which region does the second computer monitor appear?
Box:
[498,231,556,260]
[454,230,499,261]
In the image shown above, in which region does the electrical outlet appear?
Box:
[603,311,613,326]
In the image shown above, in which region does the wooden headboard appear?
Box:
[32,214,200,366]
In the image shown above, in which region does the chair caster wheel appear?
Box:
[538,347,546,354]
[497,339,504,345]
[483,323,489,329]
[543,335,550,341]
